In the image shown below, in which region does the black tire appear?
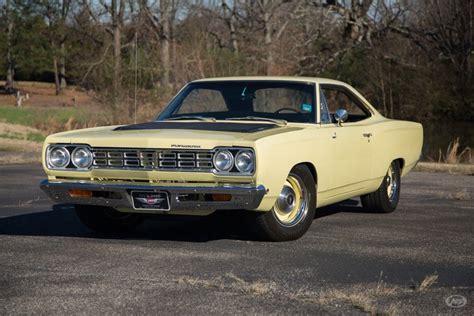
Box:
[361,160,401,213]
[251,164,316,241]
[75,205,143,236]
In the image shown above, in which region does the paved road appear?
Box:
[0,164,473,314]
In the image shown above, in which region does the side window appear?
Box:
[319,89,331,123]
[178,89,227,114]
[321,87,369,122]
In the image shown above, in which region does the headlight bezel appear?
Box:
[212,147,255,175]
[47,146,71,169]
[71,146,93,170]
[235,150,255,173]
[213,149,235,172]
[46,144,93,171]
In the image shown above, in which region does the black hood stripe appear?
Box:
[114,121,278,133]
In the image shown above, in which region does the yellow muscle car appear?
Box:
[40,77,423,241]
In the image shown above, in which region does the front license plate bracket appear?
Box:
[131,191,171,211]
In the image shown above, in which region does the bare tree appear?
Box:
[295,0,412,74]
[221,0,239,54]
[388,0,473,108]
[139,0,178,88]
[42,0,71,95]
[59,1,70,89]
[77,0,127,113]
[111,0,125,104]
[5,0,14,91]
[160,0,172,88]
[246,0,302,75]
[262,0,274,75]
[392,0,472,72]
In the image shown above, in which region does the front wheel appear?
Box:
[251,165,316,241]
[361,160,401,213]
[75,205,143,236]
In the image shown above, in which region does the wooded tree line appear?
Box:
[0,0,472,121]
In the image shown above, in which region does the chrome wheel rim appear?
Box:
[386,164,398,202]
[273,174,309,227]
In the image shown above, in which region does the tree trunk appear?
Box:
[53,55,61,95]
[59,0,70,89]
[343,0,372,43]
[112,0,123,108]
[263,0,273,75]
[378,62,387,116]
[222,0,239,55]
[160,0,171,88]
[51,37,61,96]
[60,42,67,88]
[6,0,14,90]
[229,7,239,55]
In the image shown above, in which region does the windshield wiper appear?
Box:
[164,116,216,122]
[226,116,287,126]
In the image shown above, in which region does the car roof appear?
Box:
[192,76,347,86]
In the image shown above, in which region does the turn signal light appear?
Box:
[68,189,93,198]
[211,194,232,201]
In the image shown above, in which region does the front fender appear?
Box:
[253,126,330,211]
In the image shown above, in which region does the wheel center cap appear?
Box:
[277,186,297,214]
[287,195,294,205]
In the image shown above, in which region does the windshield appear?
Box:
[157,81,316,123]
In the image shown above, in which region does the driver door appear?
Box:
[320,85,374,196]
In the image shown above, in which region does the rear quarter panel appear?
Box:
[370,120,423,178]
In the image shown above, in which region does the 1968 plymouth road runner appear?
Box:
[41,77,423,241]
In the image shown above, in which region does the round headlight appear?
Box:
[213,150,234,172]
[235,150,254,173]
[48,147,70,168]
[71,147,93,169]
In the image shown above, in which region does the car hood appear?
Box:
[45,121,303,149]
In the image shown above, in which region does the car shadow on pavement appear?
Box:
[0,199,370,242]
[315,198,369,219]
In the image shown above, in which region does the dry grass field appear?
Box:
[0,81,163,164]
[0,81,97,108]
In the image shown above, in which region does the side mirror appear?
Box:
[334,109,348,125]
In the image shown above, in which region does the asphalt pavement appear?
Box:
[0,164,472,314]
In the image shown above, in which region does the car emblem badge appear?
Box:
[137,196,164,205]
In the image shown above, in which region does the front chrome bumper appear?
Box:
[40,179,266,212]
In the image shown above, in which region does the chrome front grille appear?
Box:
[92,148,214,171]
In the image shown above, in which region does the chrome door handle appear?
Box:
[363,133,372,138]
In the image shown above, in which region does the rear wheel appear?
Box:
[75,205,143,236]
[252,165,316,241]
[361,160,401,213]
